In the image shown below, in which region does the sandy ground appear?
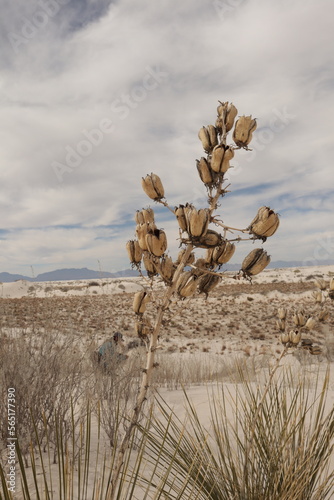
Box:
[1,264,333,358]
[1,264,334,498]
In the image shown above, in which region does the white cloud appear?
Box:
[0,0,333,274]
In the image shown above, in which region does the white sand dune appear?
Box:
[1,264,333,299]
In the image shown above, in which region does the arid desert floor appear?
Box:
[1,264,333,359]
[1,264,334,498]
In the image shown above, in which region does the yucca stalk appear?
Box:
[137,365,334,499]
[110,108,229,495]
[112,101,280,497]
[108,243,194,495]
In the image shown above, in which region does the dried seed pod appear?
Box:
[141,173,165,200]
[233,115,257,148]
[188,208,210,238]
[277,308,287,320]
[175,204,192,232]
[196,157,215,185]
[241,248,270,276]
[211,145,234,173]
[208,125,218,148]
[198,126,211,152]
[312,290,323,303]
[146,229,168,257]
[198,274,221,297]
[297,311,307,327]
[195,230,222,248]
[176,271,198,298]
[135,210,145,224]
[309,345,322,355]
[301,338,313,348]
[276,319,286,331]
[159,256,176,283]
[191,258,209,277]
[175,249,195,266]
[198,125,218,153]
[135,319,151,339]
[194,258,208,268]
[136,226,147,251]
[175,205,187,232]
[183,204,196,231]
[143,252,156,278]
[280,332,290,345]
[330,278,334,290]
[126,240,143,265]
[318,309,329,321]
[315,278,327,290]
[180,277,198,298]
[205,248,215,266]
[142,207,155,224]
[133,291,151,314]
[216,101,238,132]
[212,240,236,265]
[292,310,307,327]
[136,223,150,251]
[289,329,301,345]
[248,206,280,238]
[305,317,316,330]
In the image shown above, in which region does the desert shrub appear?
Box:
[88,281,100,287]
[0,330,89,466]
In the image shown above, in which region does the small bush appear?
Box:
[88,281,100,287]
[0,331,89,465]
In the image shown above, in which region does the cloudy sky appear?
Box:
[0,0,333,276]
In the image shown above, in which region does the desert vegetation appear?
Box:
[0,272,334,498]
[1,100,334,499]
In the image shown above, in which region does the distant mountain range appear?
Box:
[0,267,140,283]
[0,260,334,283]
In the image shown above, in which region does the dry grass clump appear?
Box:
[0,330,90,466]
[151,352,259,390]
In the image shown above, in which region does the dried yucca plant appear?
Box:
[276,276,333,357]
[110,101,280,496]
